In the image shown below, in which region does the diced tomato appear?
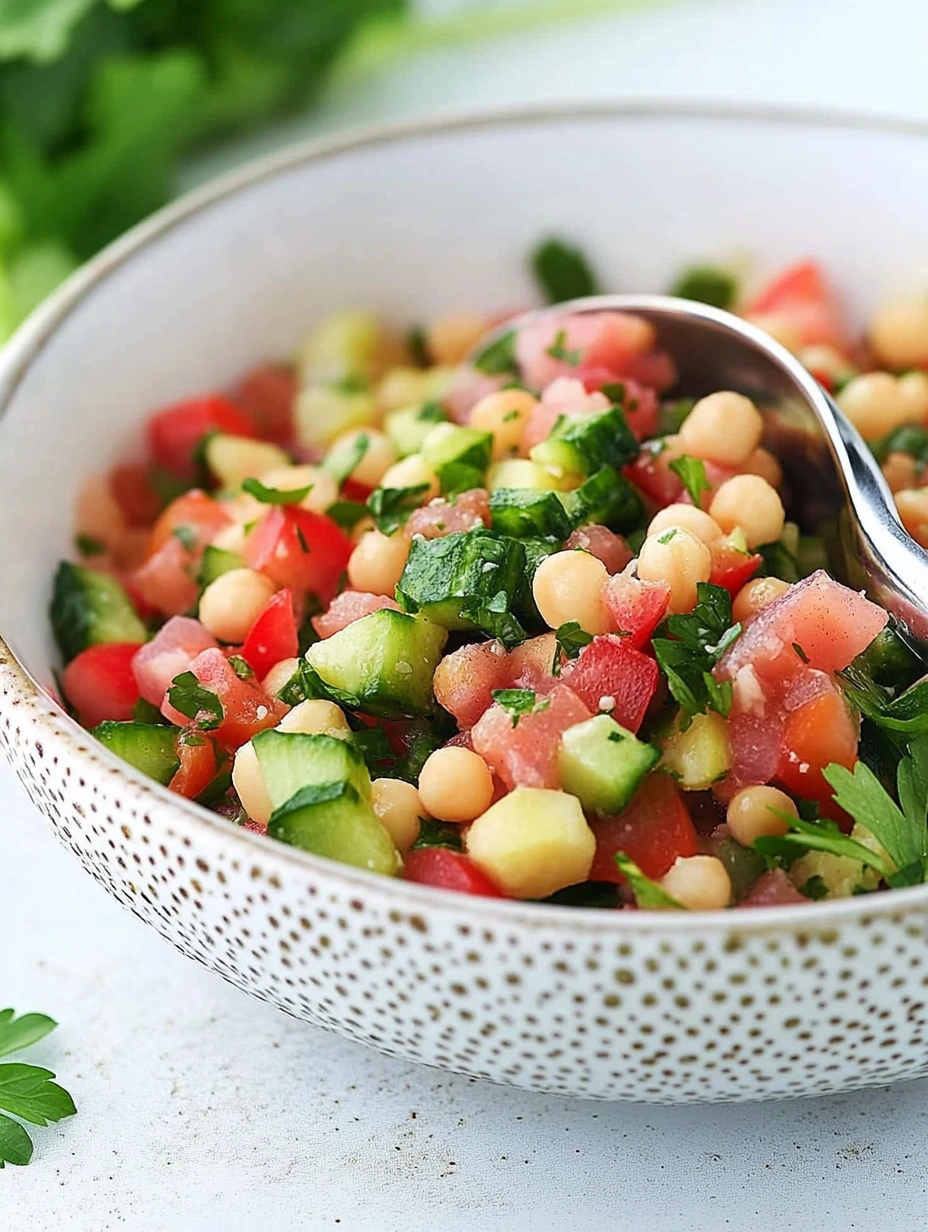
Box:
[169,732,220,800]
[230,363,297,444]
[147,489,231,558]
[745,260,849,352]
[132,616,218,705]
[515,311,661,392]
[471,683,591,789]
[624,444,685,508]
[160,647,286,749]
[709,539,763,596]
[244,505,352,600]
[404,847,506,897]
[405,489,490,540]
[582,376,659,440]
[520,378,609,453]
[109,464,163,527]
[240,589,299,680]
[776,691,859,803]
[148,394,257,478]
[739,869,807,908]
[590,773,698,881]
[132,536,198,617]
[341,479,374,504]
[559,636,659,733]
[507,632,558,690]
[62,642,143,728]
[565,524,633,574]
[433,639,510,729]
[312,590,401,639]
[603,574,670,649]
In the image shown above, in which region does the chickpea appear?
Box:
[837,372,910,440]
[732,576,790,624]
[232,741,272,826]
[742,446,783,489]
[426,313,489,367]
[198,568,276,643]
[897,370,928,422]
[868,293,928,370]
[882,451,920,494]
[470,388,538,460]
[745,312,803,354]
[532,550,611,633]
[647,504,723,545]
[418,746,494,823]
[798,344,856,386]
[259,464,338,515]
[709,474,785,549]
[895,488,928,544]
[74,472,126,548]
[379,453,440,500]
[278,699,351,738]
[211,522,247,555]
[636,526,711,614]
[347,528,409,595]
[660,855,732,911]
[262,657,300,698]
[371,778,424,852]
[330,427,397,489]
[222,491,265,526]
[727,785,797,847]
[678,391,764,467]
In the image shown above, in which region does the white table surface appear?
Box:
[8,0,928,1226]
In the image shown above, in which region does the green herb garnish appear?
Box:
[405,324,431,367]
[800,874,828,901]
[652,583,741,725]
[669,455,711,507]
[615,853,686,909]
[171,525,197,552]
[241,478,311,505]
[552,621,593,675]
[325,500,370,532]
[472,329,518,377]
[166,672,223,730]
[530,236,600,304]
[491,688,550,728]
[228,655,254,680]
[0,1010,76,1168]
[74,534,105,557]
[546,329,582,366]
[670,264,738,310]
[366,484,429,536]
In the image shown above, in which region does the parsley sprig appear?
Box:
[552,621,593,675]
[241,477,312,505]
[0,1011,76,1168]
[367,484,430,536]
[669,455,710,507]
[545,329,582,366]
[614,854,686,909]
[652,583,741,725]
[491,688,550,728]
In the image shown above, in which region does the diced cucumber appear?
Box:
[422,423,492,495]
[396,528,525,645]
[306,608,448,718]
[486,459,564,492]
[856,624,923,687]
[530,406,638,476]
[378,367,455,413]
[93,721,179,785]
[204,434,290,487]
[560,466,644,533]
[268,781,400,876]
[660,711,730,790]
[296,310,381,384]
[50,562,147,663]
[295,385,378,448]
[197,545,245,588]
[558,714,659,814]
[489,488,572,540]
[385,401,448,457]
[252,729,371,807]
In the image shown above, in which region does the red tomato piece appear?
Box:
[132,616,218,705]
[147,489,231,558]
[776,691,859,802]
[433,639,510,729]
[341,479,374,504]
[590,773,699,882]
[132,536,198,617]
[515,311,663,392]
[624,445,685,508]
[404,848,506,897]
[471,683,591,790]
[244,505,352,600]
[405,489,490,540]
[312,590,402,640]
[603,574,670,649]
[169,732,220,800]
[230,363,297,444]
[240,589,299,680]
[558,635,659,733]
[745,260,849,352]
[148,394,257,477]
[709,539,763,596]
[109,464,163,527]
[586,377,659,440]
[62,642,143,728]
[565,524,634,574]
[160,648,286,749]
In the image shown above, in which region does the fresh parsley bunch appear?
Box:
[0,1010,76,1167]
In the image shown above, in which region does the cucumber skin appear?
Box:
[93,721,180,785]
[268,781,400,876]
[51,561,147,663]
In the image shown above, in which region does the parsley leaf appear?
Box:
[241,477,311,505]
[552,621,593,675]
[472,329,518,377]
[324,432,370,485]
[530,236,600,303]
[74,533,105,557]
[171,524,197,551]
[0,1010,57,1060]
[872,424,928,468]
[837,661,928,737]
[669,454,710,507]
[800,874,828,900]
[166,671,223,730]
[325,500,369,532]
[652,583,741,724]
[670,264,738,310]
[546,329,582,366]
[405,324,430,367]
[366,484,429,536]
[754,815,894,881]
[491,688,550,727]
[0,1010,75,1168]
[227,655,254,681]
[411,818,464,852]
[615,853,686,909]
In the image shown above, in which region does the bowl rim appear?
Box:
[6,96,928,935]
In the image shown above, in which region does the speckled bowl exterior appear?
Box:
[5,104,928,1102]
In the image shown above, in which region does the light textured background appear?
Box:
[7,0,928,1227]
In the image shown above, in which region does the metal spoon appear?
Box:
[469,294,928,644]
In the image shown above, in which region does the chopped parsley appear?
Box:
[295,527,310,554]
[228,655,255,680]
[600,382,626,406]
[669,455,711,507]
[615,853,686,909]
[872,423,928,467]
[171,525,197,552]
[800,874,828,901]
[792,642,810,663]
[131,697,167,724]
[530,236,600,304]
[670,263,738,310]
[652,583,742,725]
[324,432,370,485]
[74,533,105,557]
[411,818,464,852]
[325,500,370,531]
[366,484,430,536]
[545,329,582,366]
[166,672,223,731]
[491,688,550,727]
[405,324,431,367]
[472,329,518,377]
[241,477,312,505]
[552,621,593,675]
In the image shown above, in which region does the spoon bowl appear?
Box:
[472,294,928,643]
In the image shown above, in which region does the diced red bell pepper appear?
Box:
[776,691,858,805]
[148,394,257,478]
[169,732,220,799]
[61,642,143,728]
[230,363,297,444]
[709,538,763,596]
[404,847,506,897]
[244,505,352,600]
[161,647,286,749]
[559,635,660,733]
[590,774,699,882]
[240,589,299,679]
[603,574,670,649]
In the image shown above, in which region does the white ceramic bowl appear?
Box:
[3,103,928,1104]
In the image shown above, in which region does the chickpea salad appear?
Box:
[49,241,928,910]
